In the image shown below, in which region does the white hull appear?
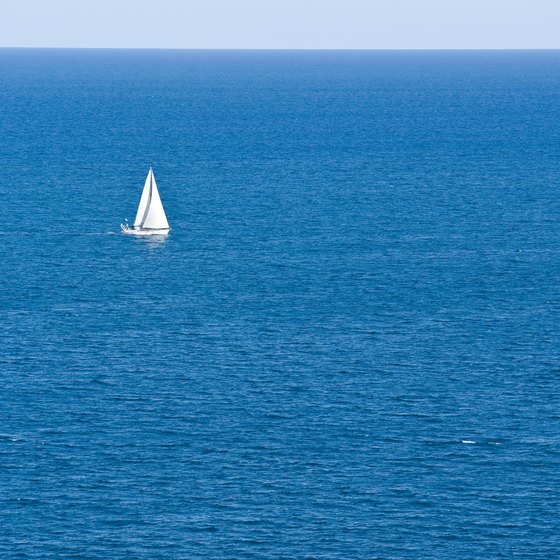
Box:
[121,224,170,236]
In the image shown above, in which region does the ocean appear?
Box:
[1,49,559,558]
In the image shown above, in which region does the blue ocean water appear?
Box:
[1,49,559,558]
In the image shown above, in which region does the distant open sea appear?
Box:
[1,49,559,559]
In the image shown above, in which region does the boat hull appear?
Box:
[121,224,170,236]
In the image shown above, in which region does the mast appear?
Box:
[138,167,153,228]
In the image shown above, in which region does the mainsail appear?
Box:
[133,167,170,230]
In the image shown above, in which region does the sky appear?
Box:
[1,0,559,49]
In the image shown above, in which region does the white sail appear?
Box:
[133,168,170,230]
[133,169,153,227]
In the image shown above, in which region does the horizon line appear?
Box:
[2,46,560,52]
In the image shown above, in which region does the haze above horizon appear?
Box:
[1,0,559,50]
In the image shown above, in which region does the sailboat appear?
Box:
[121,166,170,235]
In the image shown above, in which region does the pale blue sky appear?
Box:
[1,0,559,49]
